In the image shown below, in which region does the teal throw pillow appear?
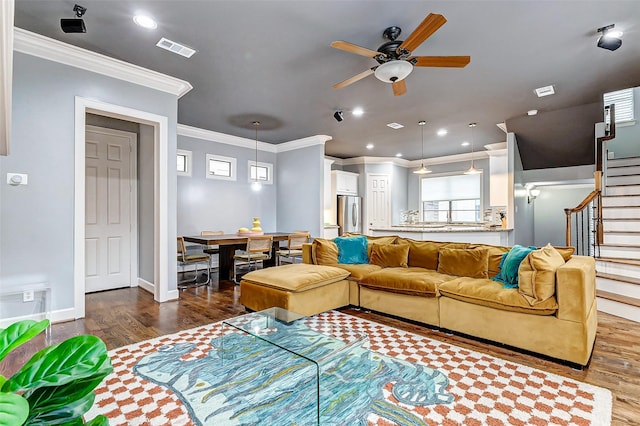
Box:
[334,235,369,264]
[492,245,536,288]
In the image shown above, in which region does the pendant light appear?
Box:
[413,120,432,174]
[464,122,482,175]
[251,121,262,191]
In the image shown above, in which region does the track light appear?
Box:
[333,111,344,122]
[597,24,622,51]
[61,4,87,33]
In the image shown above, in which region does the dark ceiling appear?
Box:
[14,1,640,169]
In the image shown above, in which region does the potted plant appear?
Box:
[0,319,113,425]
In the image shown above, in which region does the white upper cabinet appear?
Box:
[332,170,359,196]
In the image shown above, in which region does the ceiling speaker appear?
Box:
[61,18,86,33]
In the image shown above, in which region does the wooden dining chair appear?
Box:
[177,236,211,289]
[276,232,310,265]
[201,230,224,271]
[233,235,274,283]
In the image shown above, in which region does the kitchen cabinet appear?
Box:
[332,170,359,196]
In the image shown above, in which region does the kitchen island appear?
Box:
[369,225,512,246]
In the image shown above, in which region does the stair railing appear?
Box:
[564,104,615,256]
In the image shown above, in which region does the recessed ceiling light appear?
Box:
[366,143,374,150]
[133,14,157,29]
[461,141,470,147]
[395,153,402,157]
[352,107,364,117]
[535,85,555,97]
[527,109,538,116]
[387,122,404,129]
[437,129,448,136]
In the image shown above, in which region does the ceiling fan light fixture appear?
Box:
[374,60,413,83]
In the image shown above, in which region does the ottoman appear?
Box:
[239,264,351,316]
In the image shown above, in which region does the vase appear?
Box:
[252,217,262,232]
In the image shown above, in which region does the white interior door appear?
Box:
[85,126,136,293]
[366,174,391,233]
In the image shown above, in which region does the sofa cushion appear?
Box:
[344,234,398,258]
[241,264,350,292]
[335,235,369,264]
[553,246,575,262]
[332,263,382,281]
[312,238,339,265]
[518,244,566,305]
[467,244,510,277]
[492,245,536,288]
[360,267,455,297]
[370,243,409,268]
[437,247,489,279]
[403,239,467,270]
[438,277,558,315]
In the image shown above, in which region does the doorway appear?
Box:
[74,97,173,319]
[366,174,391,233]
[85,125,137,293]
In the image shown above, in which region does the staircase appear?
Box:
[596,156,640,322]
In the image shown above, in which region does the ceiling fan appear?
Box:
[331,13,470,96]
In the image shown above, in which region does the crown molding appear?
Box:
[276,135,332,153]
[13,28,192,97]
[177,124,330,154]
[341,156,410,167]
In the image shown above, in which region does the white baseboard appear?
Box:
[0,307,76,328]
[167,289,179,301]
[138,277,155,294]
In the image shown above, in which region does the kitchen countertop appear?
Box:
[370,225,511,233]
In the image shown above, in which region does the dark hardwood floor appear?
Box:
[2,273,639,425]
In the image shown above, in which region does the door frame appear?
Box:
[365,173,391,235]
[74,97,172,319]
[85,125,138,292]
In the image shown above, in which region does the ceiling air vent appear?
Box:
[534,85,555,97]
[156,37,196,58]
[386,122,404,129]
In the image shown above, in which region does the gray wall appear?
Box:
[533,185,592,248]
[608,86,640,159]
[176,135,278,236]
[277,144,324,237]
[512,136,534,246]
[0,52,178,319]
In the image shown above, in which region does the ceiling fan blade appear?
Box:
[331,40,384,58]
[392,79,407,96]
[411,56,471,68]
[333,68,375,89]
[398,13,447,53]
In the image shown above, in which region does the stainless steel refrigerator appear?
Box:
[337,195,362,235]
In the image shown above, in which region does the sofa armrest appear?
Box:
[555,255,596,322]
[302,243,315,264]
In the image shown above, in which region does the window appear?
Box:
[248,161,273,185]
[604,88,635,123]
[420,173,482,223]
[177,149,192,177]
[206,154,236,181]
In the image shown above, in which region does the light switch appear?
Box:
[7,173,28,185]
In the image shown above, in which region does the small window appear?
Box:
[206,154,237,181]
[177,149,192,177]
[604,88,634,123]
[248,161,273,185]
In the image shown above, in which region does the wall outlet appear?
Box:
[23,290,35,302]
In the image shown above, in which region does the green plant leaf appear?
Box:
[0,392,29,426]
[83,415,109,426]
[2,335,112,394]
[0,377,5,389]
[0,320,49,363]
[24,390,95,425]
[26,375,106,418]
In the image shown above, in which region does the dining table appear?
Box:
[182,232,291,281]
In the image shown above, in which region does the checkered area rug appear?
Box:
[85,311,612,425]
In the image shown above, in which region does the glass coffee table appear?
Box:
[221,307,370,424]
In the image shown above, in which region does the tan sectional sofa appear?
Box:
[300,235,597,366]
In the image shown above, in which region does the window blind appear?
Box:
[421,173,481,201]
[604,88,634,123]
